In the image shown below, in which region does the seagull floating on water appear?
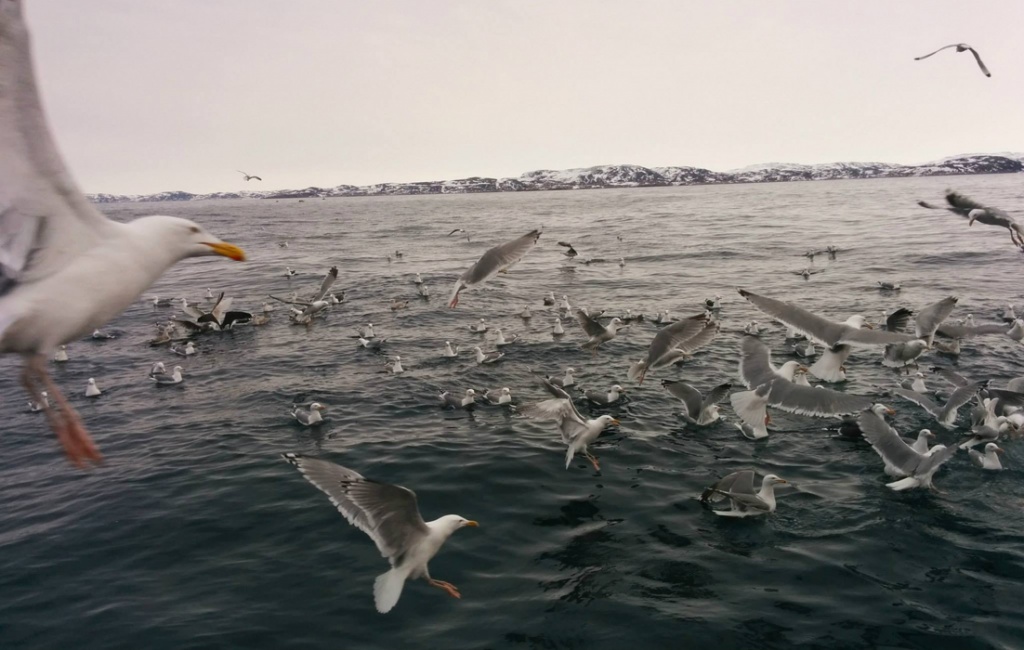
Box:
[84,378,101,398]
[291,403,326,426]
[700,471,788,518]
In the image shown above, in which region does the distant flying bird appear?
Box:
[237,170,263,181]
[914,43,991,77]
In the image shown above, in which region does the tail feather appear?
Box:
[885,476,922,491]
[564,446,576,469]
[373,569,407,614]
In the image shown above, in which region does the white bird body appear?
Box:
[494,329,518,346]
[151,366,184,385]
[701,472,787,518]
[53,345,68,362]
[520,398,619,470]
[968,442,1004,470]
[442,341,459,357]
[84,378,101,397]
[387,357,405,374]
[292,402,326,426]
[552,318,564,335]
[473,346,504,364]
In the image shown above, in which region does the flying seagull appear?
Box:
[448,230,541,307]
[281,454,478,614]
[914,43,991,77]
[237,170,263,181]
[520,397,619,470]
[0,4,245,466]
[857,409,959,491]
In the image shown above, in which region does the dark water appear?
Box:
[2,176,1024,650]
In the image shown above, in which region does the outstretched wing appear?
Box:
[458,229,541,287]
[913,43,958,60]
[281,454,430,564]
[967,47,991,77]
[310,266,339,302]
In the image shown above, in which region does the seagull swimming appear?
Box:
[585,384,625,406]
[549,367,575,388]
[281,454,478,614]
[969,442,1005,470]
[84,378,101,398]
[442,341,459,358]
[448,230,541,308]
[700,471,788,518]
[53,345,68,362]
[482,387,513,405]
[151,366,184,386]
[291,402,326,426]
[439,389,477,410]
[552,318,565,336]
[0,4,245,466]
[472,346,504,365]
[914,43,991,78]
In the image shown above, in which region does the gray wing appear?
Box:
[678,320,718,354]
[938,382,987,421]
[914,44,959,60]
[643,314,709,369]
[885,307,914,332]
[739,289,910,347]
[937,323,1010,339]
[458,229,541,287]
[1007,377,1024,393]
[918,443,959,473]
[968,449,984,467]
[0,3,118,295]
[858,410,923,475]
[945,190,986,213]
[540,377,572,400]
[575,309,607,337]
[763,380,872,417]
[968,47,991,77]
[181,304,206,320]
[913,297,958,342]
[310,266,339,302]
[521,398,587,443]
[738,335,778,387]
[700,470,755,503]
[282,454,429,564]
[892,387,941,416]
[661,380,703,417]
[702,382,733,409]
[930,366,969,387]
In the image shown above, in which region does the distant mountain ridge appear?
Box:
[87,153,1024,203]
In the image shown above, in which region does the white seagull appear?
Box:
[0,5,245,466]
[281,454,478,614]
[520,398,619,470]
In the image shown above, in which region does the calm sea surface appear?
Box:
[2,175,1023,649]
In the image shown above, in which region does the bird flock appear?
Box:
[1,1,1021,617]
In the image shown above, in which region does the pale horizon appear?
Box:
[25,0,1024,194]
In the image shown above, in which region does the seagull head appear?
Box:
[763,474,788,486]
[871,403,896,417]
[595,415,621,428]
[310,402,325,412]
[920,428,935,439]
[435,515,479,534]
[143,217,246,261]
[986,443,1004,455]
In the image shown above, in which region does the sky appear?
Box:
[24,0,1024,195]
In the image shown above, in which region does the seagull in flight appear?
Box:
[914,43,991,77]
[237,170,263,181]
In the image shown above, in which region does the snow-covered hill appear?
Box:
[87,153,1024,203]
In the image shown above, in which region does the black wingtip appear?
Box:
[737,288,749,297]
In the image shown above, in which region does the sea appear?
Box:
[1,174,1023,650]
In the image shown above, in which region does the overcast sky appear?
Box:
[25,0,1024,194]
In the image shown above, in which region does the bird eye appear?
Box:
[189,226,200,233]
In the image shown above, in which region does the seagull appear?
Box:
[627,313,715,384]
[439,389,477,410]
[469,318,488,334]
[291,402,326,426]
[472,346,504,365]
[386,356,405,374]
[891,380,987,428]
[914,43,991,77]
[743,321,762,335]
[151,296,174,307]
[520,398,619,470]
[27,390,48,413]
[53,345,68,362]
[900,372,928,393]
[575,310,625,354]
[699,471,788,518]
[481,387,513,405]
[358,324,376,339]
[205,288,215,300]
[585,384,625,406]
[557,241,578,258]
[519,306,532,319]
[618,257,626,268]
[358,337,386,350]
[447,228,471,242]
[857,409,959,491]
[417,284,430,299]
[543,292,556,306]
[151,366,184,386]
[969,442,1005,470]
[284,267,298,277]
[552,318,565,336]
[91,329,116,340]
[281,454,478,614]
[441,341,459,358]
[171,341,196,356]
[549,367,575,388]
[877,281,901,291]
[389,299,409,312]
[920,190,1023,249]
[149,361,166,377]
[237,170,263,181]
[730,335,873,440]
[558,295,572,313]
[448,230,541,307]
[84,378,101,397]
[413,273,423,285]
[0,5,245,466]
[662,380,732,426]
[494,329,519,346]
[704,295,722,310]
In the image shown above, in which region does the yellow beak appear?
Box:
[203,241,246,261]
[464,520,479,527]
[611,419,621,426]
